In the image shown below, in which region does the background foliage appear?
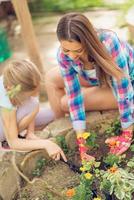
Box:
[29,0,104,13]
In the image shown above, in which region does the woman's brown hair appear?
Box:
[56,13,124,86]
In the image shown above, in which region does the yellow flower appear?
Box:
[77,132,91,139]
[83,132,91,139]
[66,188,75,197]
[79,143,84,147]
[77,133,83,139]
[116,141,120,146]
[80,167,86,172]
[93,197,102,200]
[84,172,92,179]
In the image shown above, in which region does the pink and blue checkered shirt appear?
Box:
[57,30,134,131]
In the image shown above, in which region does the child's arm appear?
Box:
[26,119,39,140]
[1,108,67,162]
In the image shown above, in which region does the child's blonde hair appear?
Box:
[3,59,41,105]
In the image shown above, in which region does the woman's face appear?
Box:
[60,40,85,61]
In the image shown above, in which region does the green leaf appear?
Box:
[127,161,134,168]
[94,162,101,168]
[103,154,120,166]
[114,187,125,200]
[130,144,134,152]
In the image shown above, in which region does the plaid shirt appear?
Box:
[57,30,134,131]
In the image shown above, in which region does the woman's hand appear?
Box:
[45,140,67,162]
[76,131,95,161]
[81,153,95,161]
[105,129,133,155]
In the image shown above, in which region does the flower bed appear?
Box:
[13,119,134,200]
[64,120,134,200]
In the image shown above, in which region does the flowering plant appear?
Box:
[100,164,134,200]
[77,131,97,149]
[66,159,101,200]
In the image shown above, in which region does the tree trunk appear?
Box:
[12,0,44,74]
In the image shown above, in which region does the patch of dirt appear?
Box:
[15,161,79,200]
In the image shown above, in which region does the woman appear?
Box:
[45,13,134,160]
[0,59,67,162]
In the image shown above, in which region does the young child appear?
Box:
[0,59,67,162]
[45,13,134,160]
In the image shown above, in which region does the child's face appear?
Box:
[19,86,40,105]
[26,85,40,97]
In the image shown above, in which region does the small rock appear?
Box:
[65,130,77,150]
[46,117,72,137]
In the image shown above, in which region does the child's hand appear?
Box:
[26,132,40,140]
[45,140,67,162]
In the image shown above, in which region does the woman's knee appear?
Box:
[45,67,64,88]
[45,69,55,84]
